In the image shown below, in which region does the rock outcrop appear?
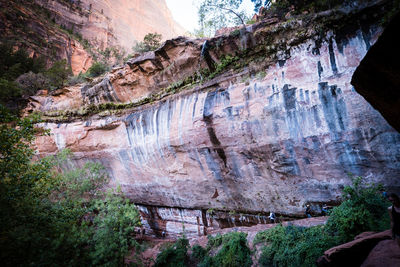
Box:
[28,0,400,237]
[317,230,400,267]
[317,230,392,267]
[361,239,400,267]
[352,12,400,132]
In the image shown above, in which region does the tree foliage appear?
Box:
[198,0,250,37]
[0,43,46,81]
[87,61,109,77]
[251,0,272,12]
[155,232,252,267]
[0,44,46,103]
[203,232,253,267]
[325,176,390,243]
[0,106,141,266]
[44,59,72,90]
[133,33,162,53]
[154,237,189,267]
[254,176,390,267]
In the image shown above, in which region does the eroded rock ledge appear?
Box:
[29,0,400,237]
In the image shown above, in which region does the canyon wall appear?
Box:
[0,0,185,73]
[29,1,400,237]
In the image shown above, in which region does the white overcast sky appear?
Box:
[166,0,255,33]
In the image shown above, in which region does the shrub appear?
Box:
[0,78,21,102]
[0,44,46,81]
[325,176,390,243]
[211,232,252,267]
[256,225,338,267]
[67,72,87,85]
[195,232,252,267]
[16,71,49,95]
[154,237,189,267]
[87,61,109,77]
[90,189,141,266]
[210,54,239,78]
[192,244,207,261]
[133,32,162,53]
[44,59,72,90]
[255,176,390,267]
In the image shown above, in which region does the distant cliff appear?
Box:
[0,0,185,74]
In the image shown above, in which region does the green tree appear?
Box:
[0,106,142,266]
[197,0,251,36]
[0,44,46,103]
[325,176,390,243]
[154,237,189,267]
[0,43,46,81]
[251,0,271,12]
[0,78,21,103]
[133,33,162,53]
[44,59,72,90]
[90,189,142,266]
[254,176,390,267]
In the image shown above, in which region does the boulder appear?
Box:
[317,230,392,267]
[361,239,400,267]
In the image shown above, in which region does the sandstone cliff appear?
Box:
[0,0,185,74]
[27,0,400,237]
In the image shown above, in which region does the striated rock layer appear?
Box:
[31,1,400,236]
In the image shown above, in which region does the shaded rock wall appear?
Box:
[352,12,400,132]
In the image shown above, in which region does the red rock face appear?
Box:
[0,0,185,74]
[78,0,186,49]
[29,1,400,236]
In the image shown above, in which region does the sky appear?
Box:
[166,0,255,33]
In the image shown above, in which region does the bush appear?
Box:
[44,59,72,90]
[0,78,21,102]
[67,72,87,85]
[255,176,390,267]
[195,232,252,267]
[87,61,109,77]
[256,225,338,267]
[16,71,49,95]
[154,237,189,267]
[325,176,390,243]
[133,32,162,53]
[211,232,252,267]
[0,43,46,102]
[90,189,141,266]
[192,244,207,261]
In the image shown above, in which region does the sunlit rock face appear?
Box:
[0,0,185,74]
[32,1,400,236]
[78,0,186,50]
